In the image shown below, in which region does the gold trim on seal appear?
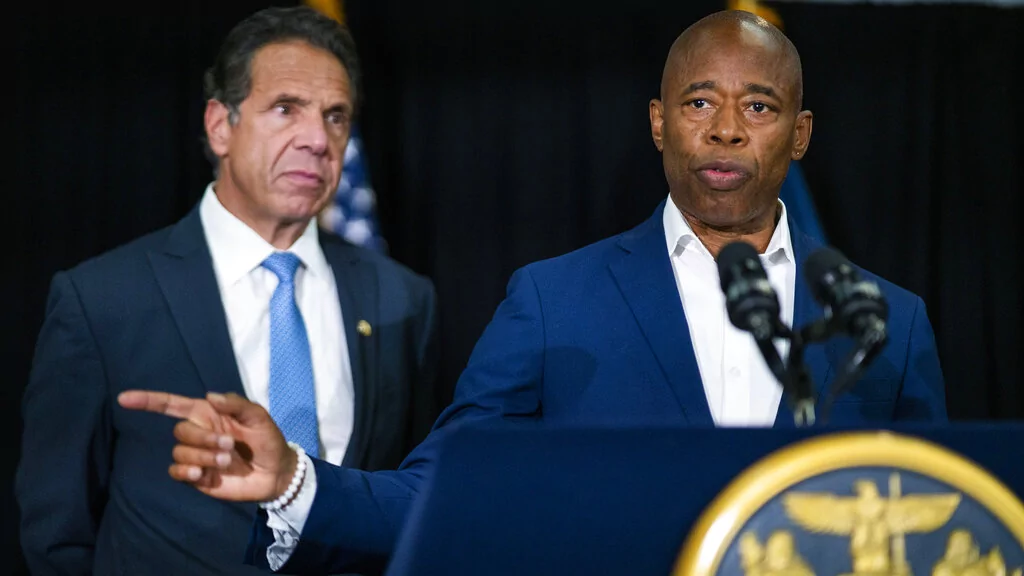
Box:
[672,431,1024,575]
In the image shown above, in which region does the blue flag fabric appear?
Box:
[780,161,827,244]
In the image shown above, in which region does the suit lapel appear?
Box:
[321,235,379,469]
[608,201,713,425]
[148,209,246,398]
[774,225,832,428]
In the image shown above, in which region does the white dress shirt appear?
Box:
[664,195,795,426]
[200,185,355,570]
[264,194,799,570]
[200,184,355,464]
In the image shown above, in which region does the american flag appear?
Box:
[320,127,387,252]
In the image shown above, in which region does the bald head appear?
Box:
[647,8,814,248]
[662,10,803,111]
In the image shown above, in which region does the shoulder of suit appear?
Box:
[850,265,930,338]
[63,222,178,282]
[791,226,925,310]
[846,259,924,319]
[516,225,641,281]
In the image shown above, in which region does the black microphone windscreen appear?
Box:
[803,247,851,302]
[717,241,763,292]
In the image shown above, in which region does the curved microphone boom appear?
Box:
[717,242,815,425]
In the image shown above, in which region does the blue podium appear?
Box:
[385,424,1024,576]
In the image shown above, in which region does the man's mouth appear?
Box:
[694,160,752,191]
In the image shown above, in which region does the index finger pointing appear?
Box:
[118,390,199,419]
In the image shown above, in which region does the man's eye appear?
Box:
[690,99,707,109]
[276,104,291,114]
[750,102,768,113]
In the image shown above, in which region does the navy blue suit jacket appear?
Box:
[253,201,947,575]
[16,207,439,575]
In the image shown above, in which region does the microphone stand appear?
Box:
[818,320,888,423]
[779,316,842,427]
[753,319,818,427]
[784,327,817,427]
[762,314,843,428]
[786,312,888,425]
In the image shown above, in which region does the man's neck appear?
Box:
[681,204,781,260]
[213,185,310,251]
[257,222,310,251]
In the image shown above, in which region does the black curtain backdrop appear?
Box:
[8,0,1023,572]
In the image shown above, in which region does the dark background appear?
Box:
[8,0,1023,572]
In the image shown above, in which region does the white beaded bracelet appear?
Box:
[259,442,306,512]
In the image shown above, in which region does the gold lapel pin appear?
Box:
[357,320,372,337]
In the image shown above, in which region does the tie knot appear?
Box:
[261,252,302,283]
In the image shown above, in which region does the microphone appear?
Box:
[718,242,815,425]
[717,241,784,342]
[803,247,888,343]
[803,247,889,417]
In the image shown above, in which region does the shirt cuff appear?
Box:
[265,451,318,571]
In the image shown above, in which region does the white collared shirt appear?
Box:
[198,184,354,464]
[663,195,795,426]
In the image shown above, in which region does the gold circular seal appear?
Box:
[673,431,1024,576]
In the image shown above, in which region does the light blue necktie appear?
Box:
[262,252,319,458]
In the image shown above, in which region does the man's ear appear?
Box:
[649,99,665,152]
[792,110,813,159]
[204,100,233,158]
